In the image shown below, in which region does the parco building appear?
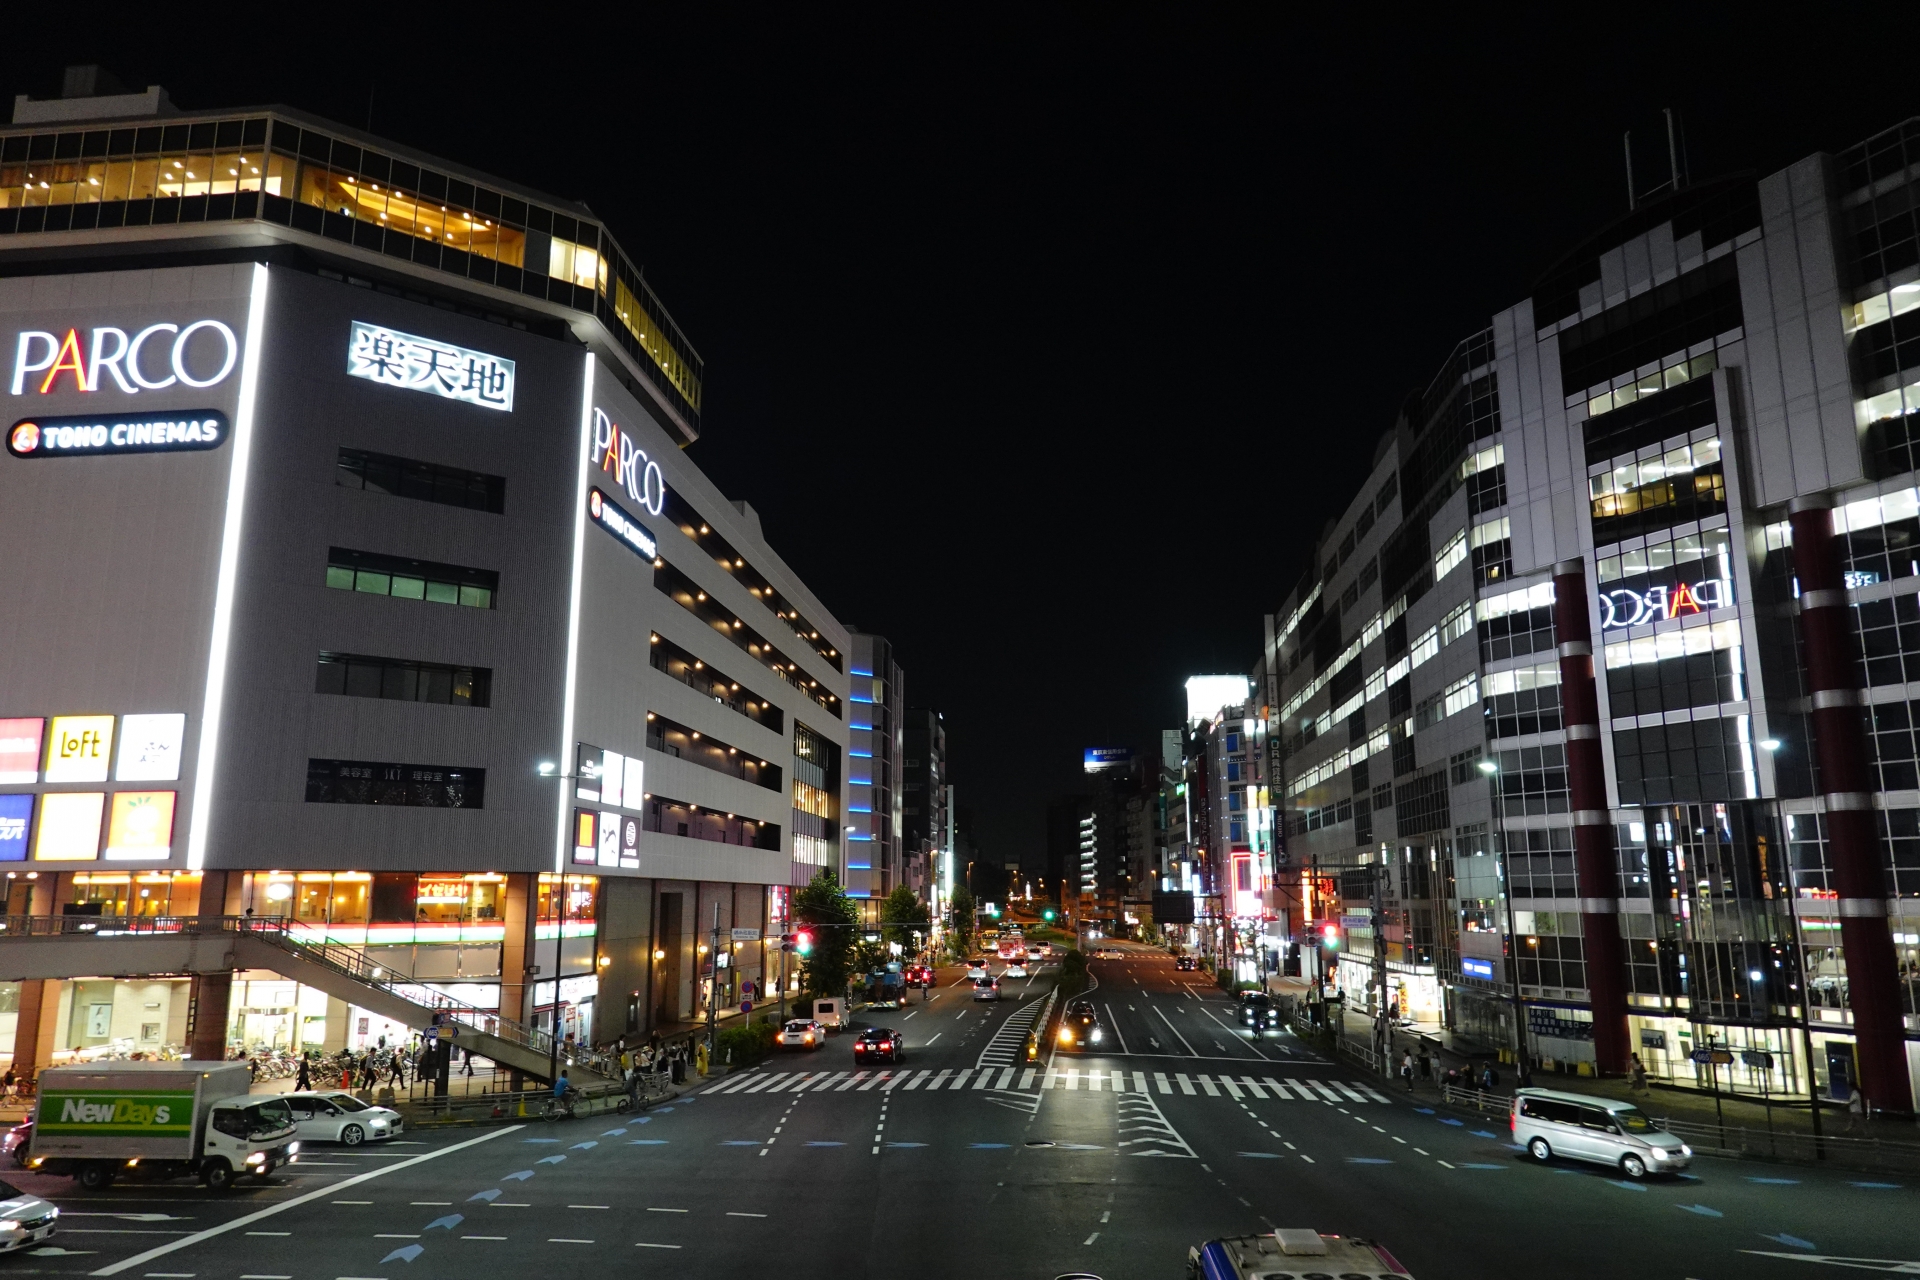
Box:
[0,70,853,1071]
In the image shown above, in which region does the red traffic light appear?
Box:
[795,929,815,955]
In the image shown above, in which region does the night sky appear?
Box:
[6,12,1918,865]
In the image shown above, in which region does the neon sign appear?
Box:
[346,322,514,411]
[1598,577,1731,629]
[591,408,666,515]
[588,487,658,560]
[8,411,227,458]
[11,322,239,395]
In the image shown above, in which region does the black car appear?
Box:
[1056,1001,1103,1051]
[1174,956,1197,972]
[852,1026,904,1064]
[1237,991,1282,1030]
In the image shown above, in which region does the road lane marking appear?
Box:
[1175,1073,1197,1095]
[742,1073,786,1093]
[635,1243,683,1250]
[858,1071,889,1090]
[838,1072,868,1090]
[1152,1006,1200,1056]
[1240,1077,1268,1099]
[726,1213,767,1218]
[461,1237,507,1241]
[647,1208,688,1214]
[1019,1068,1036,1089]
[1333,1081,1368,1102]
[244,1233,290,1238]
[89,1127,518,1277]
[1083,1234,1099,1246]
[569,1205,609,1210]
[951,1068,976,1089]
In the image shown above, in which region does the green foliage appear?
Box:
[715,1018,777,1068]
[879,885,929,952]
[948,883,976,956]
[1055,948,1089,1002]
[852,937,887,977]
[793,868,859,1002]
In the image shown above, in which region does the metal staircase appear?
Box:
[0,914,609,1083]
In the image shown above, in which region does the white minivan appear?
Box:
[1510,1088,1692,1179]
[811,998,847,1031]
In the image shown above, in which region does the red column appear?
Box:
[1552,558,1632,1076]
[1788,495,1911,1113]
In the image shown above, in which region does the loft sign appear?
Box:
[11,321,238,395]
[1598,577,1731,630]
[592,407,666,515]
[346,321,514,411]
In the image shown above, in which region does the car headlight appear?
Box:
[245,1153,266,1165]
[1091,1029,1103,1042]
[1679,1144,1692,1157]
[1649,1147,1669,1159]
[0,1220,23,1232]
[1059,1029,1074,1044]
[288,1142,301,1154]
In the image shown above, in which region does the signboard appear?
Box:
[34,791,104,860]
[1340,913,1373,931]
[590,409,666,515]
[572,808,597,865]
[1598,577,1732,630]
[731,927,762,942]
[115,714,185,782]
[1689,1048,1735,1066]
[104,791,176,861]
[11,320,238,395]
[0,718,43,783]
[8,411,228,458]
[1082,746,1135,773]
[1152,891,1195,924]
[598,811,619,867]
[1740,1050,1774,1069]
[620,815,640,869]
[1460,956,1496,980]
[45,716,114,783]
[587,487,659,560]
[601,751,625,807]
[37,1089,195,1138]
[346,321,515,411]
[0,794,32,862]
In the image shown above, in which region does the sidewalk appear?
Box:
[1268,974,1918,1142]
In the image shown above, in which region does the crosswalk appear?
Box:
[701,1066,1394,1103]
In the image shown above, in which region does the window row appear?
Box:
[304,758,484,808]
[645,712,782,791]
[648,632,783,733]
[336,447,505,514]
[1492,743,1569,818]
[314,652,491,708]
[644,793,781,850]
[1611,718,1753,805]
[326,547,497,609]
[1555,254,1742,398]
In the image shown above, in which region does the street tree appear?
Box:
[948,882,976,957]
[879,884,929,953]
[794,867,859,1001]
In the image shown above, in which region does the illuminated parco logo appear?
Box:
[1598,577,1731,629]
[11,322,239,396]
[592,407,666,516]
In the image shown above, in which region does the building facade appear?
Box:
[844,633,904,904]
[1274,117,1920,1112]
[902,706,948,903]
[0,78,857,1069]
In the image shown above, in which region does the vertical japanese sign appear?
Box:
[346,322,515,411]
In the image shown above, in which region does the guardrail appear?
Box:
[1440,1082,1511,1114]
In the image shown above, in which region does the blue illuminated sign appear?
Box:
[1083,746,1134,773]
[1460,957,1496,980]
[0,793,32,861]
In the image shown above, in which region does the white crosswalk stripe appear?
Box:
[706,1067,1398,1104]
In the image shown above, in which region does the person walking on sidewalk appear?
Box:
[294,1054,310,1092]
[1400,1051,1415,1092]
[1629,1053,1648,1095]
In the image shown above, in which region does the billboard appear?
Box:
[1083,747,1134,773]
[1151,891,1196,925]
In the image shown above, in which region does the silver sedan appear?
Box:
[0,1179,57,1252]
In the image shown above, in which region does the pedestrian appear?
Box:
[388,1051,406,1088]
[1845,1083,1867,1134]
[463,1047,474,1078]
[1629,1053,1647,1095]
[1400,1051,1415,1092]
[295,1054,311,1092]
[1481,1062,1499,1092]
[1417,1049,1432,1082]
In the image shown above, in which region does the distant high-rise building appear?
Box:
[846,633,904,901]
[902,707,949,900]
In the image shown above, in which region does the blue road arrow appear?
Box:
[968,1143,1010,1149]
[537,1156,566,1166]
[632,1117,652,1124]
[423,1215,463,1233]
[523,1138,560,1144]
[602,1129,627,1137]
[381,1245,425,1264]
[467,1190,501,1203]
[1347,1158,1393,1164]
[502,1170,536,1181]
[887,1142,929,1149]
[570,1141,598,1150]
[1471,1130,1498,1139]
[806,1141,846,1147]
[1413,1107,1435,1115]
[1238,1152,1282,1159]
[1677,1204,1722,1217]
[1438,1118,1464,1127]
[721,1140,762,1146]
[1761,1234,1816,1250]
[1056,1143,1104,1151]
[1747,1177,1800,1185]
[1458,1163,1505,1170]
[1606,1180,1649,1192]
[630,1139,668,1145]
[1850,1182,1902,1189]
[654,1107,674,1113]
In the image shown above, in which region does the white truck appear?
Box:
[26,1061,298,1192]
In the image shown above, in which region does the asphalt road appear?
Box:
[3,944,1913,1279]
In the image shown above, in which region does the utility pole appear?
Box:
[777,934,790,1028]
[703,902,721,1072]
[1370,860,1389,1073]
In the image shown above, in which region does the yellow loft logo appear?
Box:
[45,715,114,783]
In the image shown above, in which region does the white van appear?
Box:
[811,998,847,1031]
[1510,1088,1691,1179]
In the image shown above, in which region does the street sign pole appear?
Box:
[704,902,721,1074]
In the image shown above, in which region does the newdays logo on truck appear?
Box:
[40,1090,195,1137]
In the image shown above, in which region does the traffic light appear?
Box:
[779,933,795,953]
[1321,923,1338,949]
[1042,909,1056,922]
[795,929,815,956]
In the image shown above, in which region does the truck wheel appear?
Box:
[76,1163,115,1191]
[202,1160,234,1192]
[340,1124,365,1146]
